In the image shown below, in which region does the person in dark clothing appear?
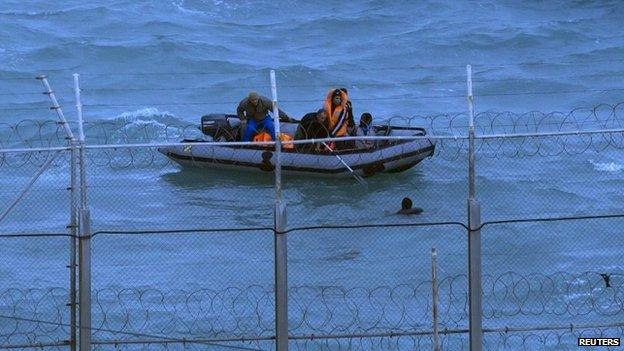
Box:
[356,112,374,149]
[340,88,356,136]
[294,109,329,152]
[237,91,291,141]
[397,197,423,215]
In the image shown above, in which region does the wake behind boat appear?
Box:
[158,114,435,178]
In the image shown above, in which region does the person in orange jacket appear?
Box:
[324,88,355,149]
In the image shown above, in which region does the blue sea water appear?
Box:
[1,0,623,348]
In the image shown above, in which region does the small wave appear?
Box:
[114,107,173,122]
[590,160,624,173]
[171,0,239,17]
[0,5,109,17]
[101,108,202,143]
[0,9,63,16]
[172,0,206,15]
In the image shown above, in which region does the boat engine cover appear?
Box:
[201,114,238,141]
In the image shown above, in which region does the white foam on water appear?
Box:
[171,0,206,15]
[115,107,168,121]
[590,159,624,173]
[109,108,182,142]
[170,0,237,17]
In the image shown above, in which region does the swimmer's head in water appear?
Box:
[401,197,412,210]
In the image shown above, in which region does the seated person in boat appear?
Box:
[355,112,374,149]
[237,91,291,141]
[294,108,329,152]
[324,88,355,150]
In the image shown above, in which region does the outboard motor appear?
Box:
[200,114,241,141]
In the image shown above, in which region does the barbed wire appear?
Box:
[53,72,624,92]
[2,86,623,123]
[289,325,624,351]
[1,271,622,349]
[8,86,621,110]
[0,312,265,351]
[0,105,51,112]
[0,102,622,168]
[483,326,624,351]
[1,79,623,128]
[0,91,45,97]
[0,133,620,170]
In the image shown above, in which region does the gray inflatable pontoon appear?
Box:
[158,115,435,178]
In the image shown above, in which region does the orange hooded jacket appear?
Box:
[324,89,352,137]
[253,132,294,149]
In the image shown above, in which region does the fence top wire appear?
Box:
[4,310,622,347]
[0,314,264,351]
[1,122,622,153]
[21,71,612,93]
[0,87,614,111]
[2,66,624,137]
[2,213,622,239]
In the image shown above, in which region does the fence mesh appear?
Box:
[0,235,71,349]
[481,218,624,326]
[0,150,71,235]
[0,99,623,349]
[90,230,275,349]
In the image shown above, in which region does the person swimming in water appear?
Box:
[397,197,423,215]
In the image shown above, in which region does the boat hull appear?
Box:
[158,139,435,178]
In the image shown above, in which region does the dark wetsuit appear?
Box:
[294,112,329,152]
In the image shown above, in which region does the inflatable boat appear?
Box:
[158,114,435,178]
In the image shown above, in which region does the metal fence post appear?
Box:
[74,74,87,208]
[68,140,78,351]
[431,248,440,351]
[466,64,483,351]
[270,69,289,351]
[78,209,91,350]
[74,73,92,351]
[37,75,75,140]
[36,75,79,350]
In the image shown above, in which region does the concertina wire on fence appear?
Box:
[1,97,623,349]
[0,101,623,169]
[1,271,623,349]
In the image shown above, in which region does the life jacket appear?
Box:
[280,133,294,150]
[253,132,294,150]
[324,89,351,137]
[253,132,271,143]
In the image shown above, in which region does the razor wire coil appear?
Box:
[0,102,623,168]
[1,271,623,349]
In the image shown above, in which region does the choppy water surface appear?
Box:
[1,0,623,348]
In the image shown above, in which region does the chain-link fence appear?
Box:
[1,70,623,350]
